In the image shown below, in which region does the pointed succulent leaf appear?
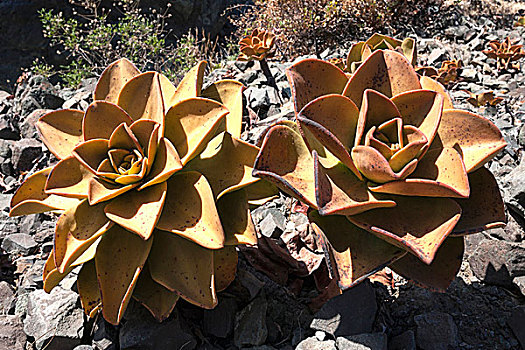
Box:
[108,122,142,151]
[72,139,109,174]
[343,50,421,108]
[253,124,317,208]
[88,177,139,205]
[310,211,405,289]
[401,37,417,65]
[132,264,179,322]
[156,171,225,249]
[369,148,470,198]
[202,79,245,138]
[95,225,152,325]
[158,73,177,110]
[315,155,396,216]
[93,58,140,103]
[214,246,238,292]
[452,167,506,235]
[118,72,165,124]
[433,110,506,172]
[217,189,257,246]
[129,120,160,166]
[419,76,454,109]
[77,260,102,318]
[164,97,229,164]
[138,137,183,190]
[10,168,81,216]
[390,237,464,291]
[83,101,133,141]
[286,58,348,114]
[105,182,167,240]
[346,41,365,66]
[243,180,280,206]
[35,109,84,159]
[167,61,207,106]
[348,196,462,264]
[148,229,218,309]
[45,156,94,198]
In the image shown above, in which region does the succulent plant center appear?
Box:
[115,149,143,175]
[365,117,409,160]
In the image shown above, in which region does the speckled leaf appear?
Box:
[202,79,245,138]
[82,101,133,141]
[164,97,228,164]
[419,76,454,109]
[433,110,506,172]
[285,58,348,114]
[214,246,238,292]
[167,61,207,106]
[118,72,165,124]
[309,211,405,289]
[244,180,280,206]
[72,139,109,174]
[45,156,94,198]
[390,237,464,292]
[87,177,139,205]
[148,229,217,309]
[77,260,102,318]
[156,171,225,249]
[343,50,421,108]
[95,225,152,325]
[348,196,462,264]
[452,167,506,235]
[139,138,182,190]
[105,182,167,240]
[253,124,318,208]
[217,189,257,246]
[35,109,84,160]
[93,58,140,103]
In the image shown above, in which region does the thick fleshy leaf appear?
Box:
[54,199,113,273]
[45,157,94,198]
[369,148,470,198]
[149,230,217,309]
[390,237,464,291]
[285,58,348,113]
[118,72,165,124]
[83,101,133,141]
[355,89,402,146]
[133,264,179,322]
[96,225,152,325]
[43,251,75,293]
[10,168,81,216]
[202,80,245,138]
[158,74,177,110]
[108,122,142,151]
[217,189,257,246]
[36,109,84,159]
[186,132,259,198]
[352,145,417,183]
[214,246,238,292]
[419,76,454,109]
[156,171,225,249]
[387,126,427,171]
[167,61,207,106]
[72,139,109,174]
[129,120,158,153]
[314,155,396,216]
[391,90,443,146]
[343,50,421,108]
[309,211,405,289]
[88,177,138,205]
[346,41,365,66]
[253,124,317,208]
[93,58,140,103]
[244,180,280,206]
[139,138,182,190]
[105,182,167,240]
[432,110,506,172]
[77,260,102,318]
[453,167,506,235]
[348,196,462,264]
[164,97,228,164]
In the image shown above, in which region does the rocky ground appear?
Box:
[1,3,525,350]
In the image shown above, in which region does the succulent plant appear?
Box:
[10,58,268,324]
[482,37,525,70]
[238,28,277,61]
[253,50,507,291]
[515,16,525,27]
[416,59,462,86]
[346,34,416,73]
[464,90,503,107]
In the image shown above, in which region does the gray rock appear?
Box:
[203,297,238,338]
[468,238,525,287]
[257,208,287,238]
[503,160,525,220]
[73,346,94,350]
[19,108,48,139]
[508,306,525,349]
[0,117,19,140]
[336,333,387,350]
[426,48,445,65]
[24,288,83,350]
[513,276,525,296]
[310,281,377,337]
[246,86,271,110]
[389,330,416,350]
[10,138,43,173]
[0,281,15,313]
[1,233,37,255]
[414,312,459,350]
[296,337,337,350]
[0,315,26,349]
[234,294,268,347]
[92,318,115,350]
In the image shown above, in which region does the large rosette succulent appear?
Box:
[10,58,266,324]
[253,50,507,291]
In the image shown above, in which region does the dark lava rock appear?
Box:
[508,306,525,349]
[414,312,459,350]
[388,330,416,350]
[234,294,268,347]
[202,297,238,338]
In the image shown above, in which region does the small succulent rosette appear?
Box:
[238,28,277,61]
[10,58,269,324]
[482,37,525,70]
[253,50,507,292]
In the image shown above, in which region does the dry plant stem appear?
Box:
[259,58,282,103]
